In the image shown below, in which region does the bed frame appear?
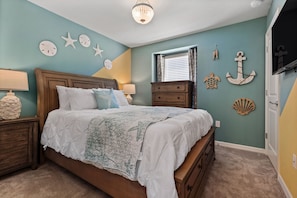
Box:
[35,68,215,198]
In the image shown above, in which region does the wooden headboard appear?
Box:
[34,68,119,131]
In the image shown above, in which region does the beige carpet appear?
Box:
[201,146,285,198]
[0,146,285,198]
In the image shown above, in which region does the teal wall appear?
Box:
[0,0,128,117]
[131,18,267,148]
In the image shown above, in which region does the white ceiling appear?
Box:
[28,0,272,48]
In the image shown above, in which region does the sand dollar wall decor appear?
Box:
[233,98,256,115]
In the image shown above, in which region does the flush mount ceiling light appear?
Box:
[132,0,154,25]
[250,0,264,8]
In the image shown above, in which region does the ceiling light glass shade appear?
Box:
[132,0,154,24]
[250,0,263,8]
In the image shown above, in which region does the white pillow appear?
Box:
[67,88,98,110]
[56,86,71,110]
[113,90,129,106]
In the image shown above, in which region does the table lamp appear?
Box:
[123,84,136,104]
[0,69,29,120]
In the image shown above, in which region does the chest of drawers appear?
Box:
[151,81,193,108]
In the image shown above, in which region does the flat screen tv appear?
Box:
[272,0,297,75]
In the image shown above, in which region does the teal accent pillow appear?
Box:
[93,89,119,110]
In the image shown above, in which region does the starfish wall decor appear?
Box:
[61,32,77,49]
[93,44,104,57]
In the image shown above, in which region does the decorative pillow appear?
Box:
[113,89,129,106]
[67,88,98,110]
[56,86,71,110]
[93,89,119,110]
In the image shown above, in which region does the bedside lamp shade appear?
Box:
[0,69,29,120]
[123,84,136,104]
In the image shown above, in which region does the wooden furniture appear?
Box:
[151,81,193,108]
[35,68,215,198]
[0,117,39,176]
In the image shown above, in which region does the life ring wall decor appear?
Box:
[232,98,256,115]
[226,51,256,85]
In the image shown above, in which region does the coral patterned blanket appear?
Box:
[84,107,191,180]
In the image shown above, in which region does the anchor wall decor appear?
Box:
[226,51,256,85]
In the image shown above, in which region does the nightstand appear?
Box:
[0,117,39,176]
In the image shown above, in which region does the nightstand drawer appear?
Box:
[0,117,39,176]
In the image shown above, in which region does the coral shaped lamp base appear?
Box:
[0,92,21,120]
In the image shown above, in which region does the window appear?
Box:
[164,52,189,82]
[155,46,197,108]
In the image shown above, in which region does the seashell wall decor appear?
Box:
[233,98,256,115]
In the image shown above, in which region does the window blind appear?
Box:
[164,52,189,81]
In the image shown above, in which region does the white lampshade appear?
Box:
[132,0,154,24]
[0,69,29,120]
[123,84,136,95]
[123,84,136,104]
[0,69,29,91]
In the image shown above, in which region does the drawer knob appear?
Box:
[158,97,161,99]
[177,97,180,99]
[177,86,180,89]
[187,185,193,192]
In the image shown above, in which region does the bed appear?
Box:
[35,68,215,198]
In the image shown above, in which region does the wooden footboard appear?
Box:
[44,127,215,198]
[175,127,215,198]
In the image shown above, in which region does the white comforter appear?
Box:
[41,105,213,198]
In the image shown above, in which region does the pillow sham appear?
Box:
[93,89,119,110]
[56,86,71,110]
[113,89,129,106]
[67,88,98,110]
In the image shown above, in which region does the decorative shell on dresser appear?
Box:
[232,98,256,116]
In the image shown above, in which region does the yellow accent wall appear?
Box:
[93,49,131,90]
[279,79,297,197]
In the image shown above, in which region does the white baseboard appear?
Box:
[215,141,266,154]
[278,174,293,198]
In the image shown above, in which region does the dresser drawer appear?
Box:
[203,135,214,168]
[152,83,189,92]
[184,157,203,198]
[153,93,186,103]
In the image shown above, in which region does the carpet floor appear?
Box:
[0,145,285,198]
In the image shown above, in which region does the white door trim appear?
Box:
[265,8,281,171]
